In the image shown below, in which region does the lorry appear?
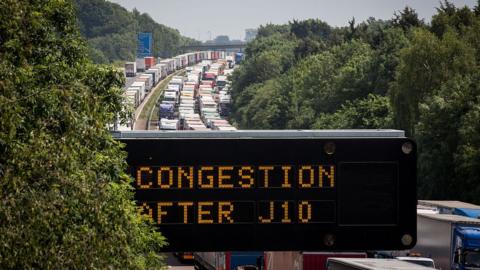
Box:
[219,96,232,117]
[125,62,136,77]
[226,56,234,68]
[216,75,228,90]
[158,103,175,119]
[138,74,153,92]
[194,252,263,270]
[418,200,480,219]
[411,213,480,270]
[145,68,160,85]
[326,258,436,270]
[130,81,146,101]
[235,52,244,64]
[265,252,367,270]
[202,72,216,81]
[163,91,178,105]
[159,118,178,130]
[135,57,146,72]
[144,56,155,69]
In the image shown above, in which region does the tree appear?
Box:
[286,40,375,128]
[231,31,296,101]
[256,23,291,38]
[390,28,476,136]
[431,1,476,37]
[290,19,334,58]
[313,94,393,129]
[351,17,389,49]
[415,75,480,201]
[346,17,356,40]
[370,27,410,95]
[73,0,199,62]
[232,79,290,129]
[392,6,425,31]
[0,0,166,268]
[391,4,480,201]
[229,2,480,205]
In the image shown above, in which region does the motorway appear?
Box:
[133,70,185,130]
[127,56,235,269]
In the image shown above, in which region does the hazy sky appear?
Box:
[109,0,477,41]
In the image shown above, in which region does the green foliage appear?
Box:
[415,76,480,202]
[348,18,389,48]
[233,79,290,129]
[390,2,480,202]
[290,19,335,58]
[392,6,425,31]
[369,27,410,95]
[287,40,376,128]
[231,2,480,203]
[0,0,166,268]
[231,32,296,108]
[232,16,408,130]
[74,0,199,63]
[390,28,476,135]
[313,94,393,129]
[431,0,477,37]
[256,23,291,38]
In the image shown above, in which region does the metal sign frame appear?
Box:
[114,130,417,252]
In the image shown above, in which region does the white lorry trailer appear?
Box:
[410,213,480,270]
[326,258,436,270]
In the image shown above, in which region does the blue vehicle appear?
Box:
[159,102,175,119]
[235,52,244,65]
[413,212,480,270]
[194,251,263,270]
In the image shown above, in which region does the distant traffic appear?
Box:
[116,51,244,131]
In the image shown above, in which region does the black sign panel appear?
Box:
[117,131,417,251]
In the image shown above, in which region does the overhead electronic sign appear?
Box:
[115,130,417,252]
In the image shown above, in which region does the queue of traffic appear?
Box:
[193,200,480,270]
[158,56,236,131]
[117,51,231,131]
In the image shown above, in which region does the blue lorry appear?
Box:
[234,52,244,65]
[412,212,480,270]
[159,102,175,119]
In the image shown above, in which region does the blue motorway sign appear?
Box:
[137,32,153,58]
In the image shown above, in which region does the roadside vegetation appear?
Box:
[231,1,480,203]
[0,0,166,268]
[74,0,200,63]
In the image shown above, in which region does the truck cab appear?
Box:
[216,75,228,91]
[159,103,175,119]
[453,226,480,269]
